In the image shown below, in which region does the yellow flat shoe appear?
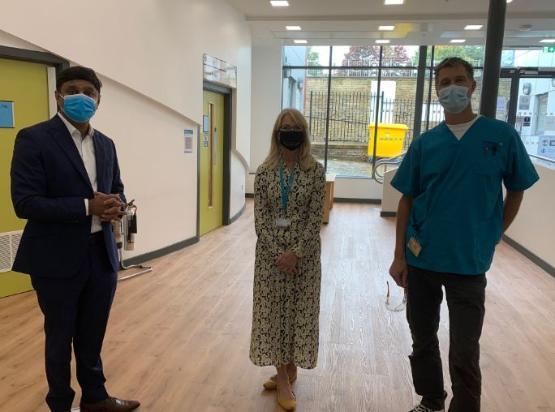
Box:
[262,373,297,390]
[277,397,296,411]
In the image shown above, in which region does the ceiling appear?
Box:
[225,0,555,46]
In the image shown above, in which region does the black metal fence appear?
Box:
[305,91,445,144]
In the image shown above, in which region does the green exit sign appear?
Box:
[544,46,555,53]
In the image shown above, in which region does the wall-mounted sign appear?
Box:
[0,101,15,128]
[203,115,209,134]
[184,129,194,153]
[203,54,237,88]
[518,95,530,111]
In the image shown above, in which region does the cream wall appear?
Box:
[1,0,252,259]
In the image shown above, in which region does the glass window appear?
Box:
[432,45,485,67]
[332,45,419,68]
[515,77,555,160]
[280,44,553,178]
[501,47,555,69]
[281,68,329,167]
[325,67,419,177]
[283,46,330,67]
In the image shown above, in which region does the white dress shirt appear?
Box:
[58,113,102,233]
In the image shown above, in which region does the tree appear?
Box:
[307,50,323,77]
[342,45,411,67]
[432,45,484,66]
[307,50,320,66]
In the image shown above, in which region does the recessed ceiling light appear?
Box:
[506,0,513,3]
[379,25,396,31]
[270,1,289,7]
[286,26,302,31]
[294,39,308,44]
[540,39,555,43]
[465,25,483,30]
[384,0,404,5]
[375,39,391,44]
[451,39,466,43]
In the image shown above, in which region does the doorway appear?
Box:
[0,58,51,297]
[199,89,229,236]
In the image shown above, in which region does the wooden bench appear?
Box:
[323,174,335,224]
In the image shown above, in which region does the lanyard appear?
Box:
[279,161,296,212]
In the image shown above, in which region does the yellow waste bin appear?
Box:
[367,123,409,158]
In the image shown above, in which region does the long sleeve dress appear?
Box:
[249,159,325,369]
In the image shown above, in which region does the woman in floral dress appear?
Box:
[250,108,325,411]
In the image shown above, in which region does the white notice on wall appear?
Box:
[184,129,194,153]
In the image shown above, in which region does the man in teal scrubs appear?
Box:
[389,57,539,412]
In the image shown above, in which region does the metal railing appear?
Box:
[305,91,445,144]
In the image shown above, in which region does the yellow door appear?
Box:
[0,58,50,297]
[200,91,225,235]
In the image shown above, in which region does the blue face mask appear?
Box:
[61,94,97,123]
[438,85,470,114]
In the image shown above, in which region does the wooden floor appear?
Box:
[1,201,554,412]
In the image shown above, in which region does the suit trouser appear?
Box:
[31,233,117,412]
[407,265,486,412]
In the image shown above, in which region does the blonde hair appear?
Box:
[263,108,316,171]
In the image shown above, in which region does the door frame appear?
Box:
[0,45,69,75]
[202,81,233,230]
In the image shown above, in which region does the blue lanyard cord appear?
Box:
[279,162,296,212]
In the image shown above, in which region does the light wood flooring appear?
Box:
[0,201,554,412]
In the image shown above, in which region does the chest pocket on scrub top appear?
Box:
[474,140,503,177]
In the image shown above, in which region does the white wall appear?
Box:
[0,30,44,51]
[230,151,247,218]
[94,77,198,258]
[1,0,251,257]
[506,162,555,269]
[0,0,252,143]
[382,168,402,213]
[250,43,283,172]
[333,178,383,200]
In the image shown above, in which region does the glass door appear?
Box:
[498,68,555,161]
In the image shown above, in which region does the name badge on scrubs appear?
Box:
[276,218,291,228]
[407,236,422,257]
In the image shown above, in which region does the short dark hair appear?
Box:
[56,66,102,92]
[434,57,474,83]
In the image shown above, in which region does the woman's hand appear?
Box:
[276,251,298,275]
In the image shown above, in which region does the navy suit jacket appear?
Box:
[10,115,125,278]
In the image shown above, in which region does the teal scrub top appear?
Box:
[391,116,539,275]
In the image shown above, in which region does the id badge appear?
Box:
[407,236,422,257]
[275,218,291,228]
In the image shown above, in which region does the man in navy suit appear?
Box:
[11,67,140,412]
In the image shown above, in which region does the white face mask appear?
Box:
[438,85,471,114]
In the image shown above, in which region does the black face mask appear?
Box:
[279,130,304,150]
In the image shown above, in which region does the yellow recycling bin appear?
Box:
[367,123,409,158]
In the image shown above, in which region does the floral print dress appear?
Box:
[249,159,325,369]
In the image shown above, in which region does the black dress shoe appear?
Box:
[80,397,140,412]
